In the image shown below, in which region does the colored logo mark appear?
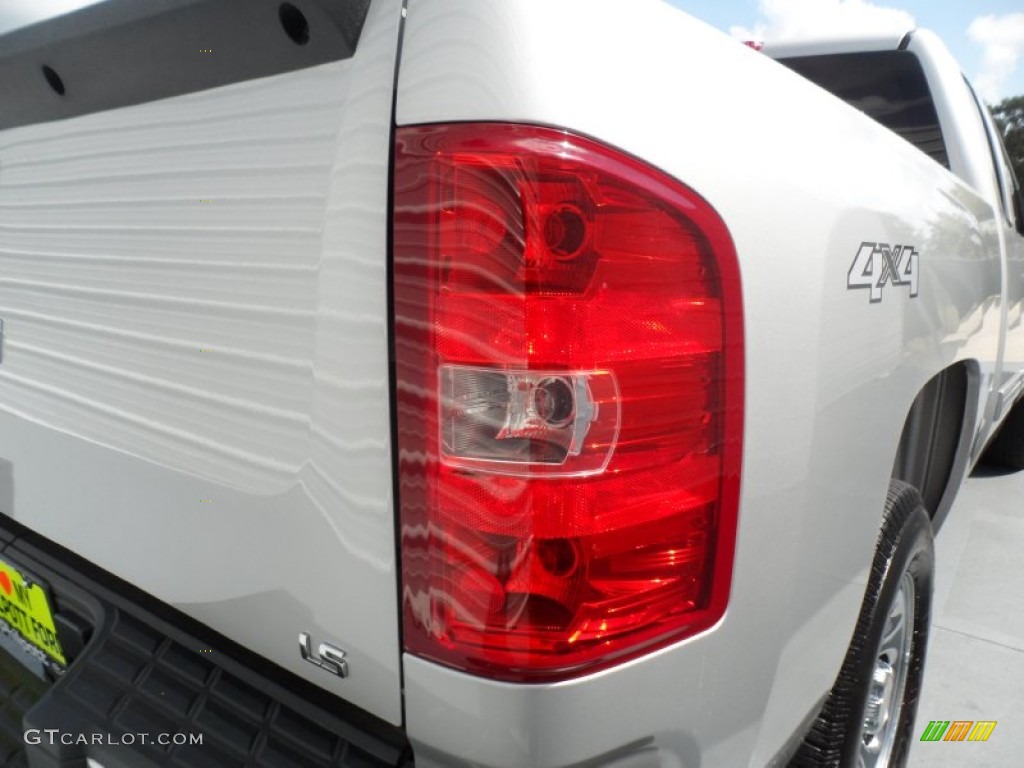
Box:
[920,720,996,742]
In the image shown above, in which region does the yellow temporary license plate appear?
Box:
[0,557,66,666]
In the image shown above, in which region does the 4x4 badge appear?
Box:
[848,242,920,302]
[299,632,349,678]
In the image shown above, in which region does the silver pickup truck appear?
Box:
[0,1,1022,767]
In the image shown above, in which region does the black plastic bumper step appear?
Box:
[0,649,46,767]
[0,524,411,767]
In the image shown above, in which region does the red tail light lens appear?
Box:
[393,123,743,681]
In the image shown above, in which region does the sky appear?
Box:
[1,0,1023,103]
[0,0,101,32]
[672,0,1024,103]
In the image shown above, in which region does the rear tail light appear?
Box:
[393,123,743,681]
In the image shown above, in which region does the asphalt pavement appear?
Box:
[908,462,1024,767]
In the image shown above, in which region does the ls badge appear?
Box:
[848,242,919,302]
[299,632,349,678]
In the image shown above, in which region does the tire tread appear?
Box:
[790,480,933,767]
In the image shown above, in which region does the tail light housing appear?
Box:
[393,123,743,681]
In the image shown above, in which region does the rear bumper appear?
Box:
[0,516,411,768]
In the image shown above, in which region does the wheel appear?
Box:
[983,397,1024,470]
[792,480,934,768]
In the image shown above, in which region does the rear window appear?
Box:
[778,50,949,169]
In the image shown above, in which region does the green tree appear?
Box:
[991,95,1024,184]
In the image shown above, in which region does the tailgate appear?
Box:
[0,0,405,725]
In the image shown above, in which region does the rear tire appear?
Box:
[983,398,1024,470]
[792,480,934,767]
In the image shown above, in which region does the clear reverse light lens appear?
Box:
[440,366,618,474]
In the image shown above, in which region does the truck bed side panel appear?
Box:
[396,1,1001,765]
